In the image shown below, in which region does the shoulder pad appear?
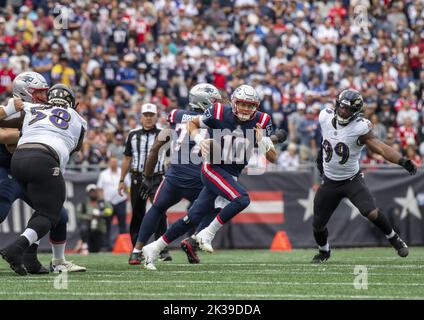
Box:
[168,109,179,124]
[212,102,224,120]
[257,112,271,128]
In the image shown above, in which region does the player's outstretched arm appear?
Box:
[0,98,24,120]
[360,131,417,175]
[144,128,171,178]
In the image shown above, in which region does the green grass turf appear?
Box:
[0,248,423,300]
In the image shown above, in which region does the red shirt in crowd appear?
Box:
[408,41,424,69]
[0,68,15,95]
[397,125,417,148]
[394,98,418,112]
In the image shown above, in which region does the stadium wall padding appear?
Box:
[1,170,424,250]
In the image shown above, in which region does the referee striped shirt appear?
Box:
[123,126,165,174]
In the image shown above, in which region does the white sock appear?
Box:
[21,228,38,245]
[132,248,142,253]
[318,243,330,252]
[385,230,396,239]
[206,217,224,236]
[51,242,66,261]
[154,236,168,252]
[34,240,40,246]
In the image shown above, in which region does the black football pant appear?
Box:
[313,171,377,231]
[11,148,66,240]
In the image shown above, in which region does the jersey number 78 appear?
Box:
[29,107,71,130]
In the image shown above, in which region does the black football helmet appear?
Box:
[334,89,364,125]
[47,84,76,109]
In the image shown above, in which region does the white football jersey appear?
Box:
[18,102,87,172]
[319,107,371,181]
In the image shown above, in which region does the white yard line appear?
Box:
[0,291,421,300]
[1,279,424,287]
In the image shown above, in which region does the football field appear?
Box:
[0,248,423,300]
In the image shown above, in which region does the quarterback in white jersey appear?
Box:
[312,89,417,264]
[0,84,86,276]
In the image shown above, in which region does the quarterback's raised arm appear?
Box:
[255,123,277,163]
[359,131,417,175]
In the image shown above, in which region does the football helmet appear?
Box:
[47,84,76,109]
[231,84,260,121]
[189,83,222,111]
[13,71,49,103]
[335,89,364,125]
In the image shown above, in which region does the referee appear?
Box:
[118,103,171,261]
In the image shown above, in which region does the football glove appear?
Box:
[274,129,288,144]
[398,158,417,175]
[139,175,154,200]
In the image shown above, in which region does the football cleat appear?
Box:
[311,250,331,263]
[180,237,200,264]
[159,250,173,262]
[23,252,49,274]
[50,259,87,273]
[128,252,144,265]
[0,248,27,276]
[388,234,409,257]
[195,229,214,253]
[142,243,160,271]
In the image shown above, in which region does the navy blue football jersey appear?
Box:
[0,144,12,169]
[166,108,204,189]
[201,103,272,177]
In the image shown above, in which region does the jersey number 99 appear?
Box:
[322,139,350,164]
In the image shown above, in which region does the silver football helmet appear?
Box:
[13,71,49,103]
[189,83,222,111]
[231,84,260,121]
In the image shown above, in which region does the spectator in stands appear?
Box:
[97,156,130,250]
[76,184,113,255]
[278,143,299,171]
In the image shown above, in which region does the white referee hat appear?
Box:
[141,103,157,114]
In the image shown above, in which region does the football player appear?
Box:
[141,84,277,270]
[0,72,86,273]
[0,84,87,275]
[126,83,223,265]
[312,89,417,263]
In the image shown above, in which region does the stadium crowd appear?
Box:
[0,0,423,170]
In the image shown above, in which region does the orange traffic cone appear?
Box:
[270,231,292,251]
[112,233,133,254]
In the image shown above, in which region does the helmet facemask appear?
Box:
[232,99,259,121]
[335,91,363,126]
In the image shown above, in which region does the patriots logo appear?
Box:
[204,87,215,94]
[21,76,34,84]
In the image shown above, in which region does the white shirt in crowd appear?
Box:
[97,168,130,205]
[278,151,299,171]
